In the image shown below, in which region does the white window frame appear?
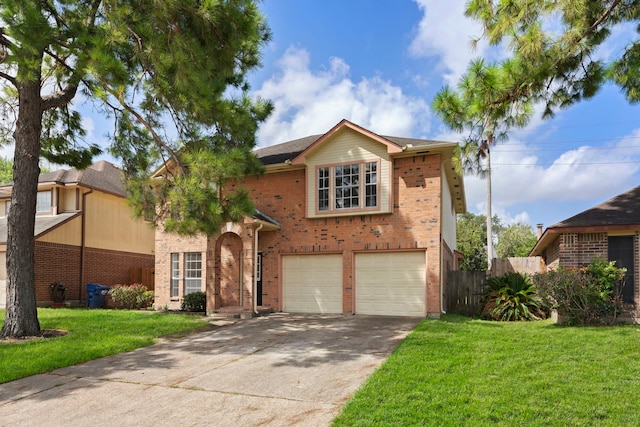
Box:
[36,190,52,213]
[184,252,202,295]
[316,160,379,214]
[170,253,180,298]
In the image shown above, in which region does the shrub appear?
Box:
[481,272,548,321]
[181,291,206,312]
[109,284,154,310]
[533,259,625,325]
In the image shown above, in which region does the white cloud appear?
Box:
[255,47,429,146]
[462,132,640,219]
[409,0,488,85]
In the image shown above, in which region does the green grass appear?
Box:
[0,308,206,384]
[333,315,640,427]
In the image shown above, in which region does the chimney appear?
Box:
[536,224,543,239]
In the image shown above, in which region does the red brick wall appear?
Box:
[35,242,81,303]
[154,228,207,310]
[34,241,154,304]
[235,154,444,316]
[558,232,608,269]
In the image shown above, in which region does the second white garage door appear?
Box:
[355,251,426,316]
[282,254,343,314]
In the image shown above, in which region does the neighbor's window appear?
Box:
[36,191,51,213]
[184,252,202,295]
[317,161,378,212]
[4,200,10,216]
[170,253,180,298]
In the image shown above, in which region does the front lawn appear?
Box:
[334,315,640,426]
[0,308,206,384]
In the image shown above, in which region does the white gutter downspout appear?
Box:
[253,223,263,315]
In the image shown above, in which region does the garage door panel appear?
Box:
[356,251,426,317]
[283,254,342,314]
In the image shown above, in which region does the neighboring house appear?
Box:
[155,120,466,317]
[531,185,640,308]
[0,161,155,307]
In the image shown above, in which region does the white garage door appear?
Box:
[356,251,426,316]
[282,254,342,314]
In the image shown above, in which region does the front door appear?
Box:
[256,252,263,306]
[608,235,635,304]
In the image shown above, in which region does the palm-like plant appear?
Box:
[482,272,547,321]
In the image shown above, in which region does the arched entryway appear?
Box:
[216,232,243,308]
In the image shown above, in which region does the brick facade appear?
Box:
[155,154,449,317]
[546,231,639,308]
[34,241,154,305]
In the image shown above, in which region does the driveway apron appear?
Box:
[0,313,420,426]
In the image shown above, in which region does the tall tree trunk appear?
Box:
[0,80,43,338]
[486,145,493,272]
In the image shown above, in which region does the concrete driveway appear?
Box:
[0,313,420,426]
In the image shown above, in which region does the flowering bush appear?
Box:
[532,259,626,325]
[108,284,154,310]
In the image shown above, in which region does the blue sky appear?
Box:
[245,0,640,232]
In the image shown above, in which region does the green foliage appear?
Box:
[495,223,538,258]
[481,272,547,321]
[181,291,206,312]
[533,259,626,325]
[108,284,154,310]
[464,1,638,115]
[433,58,533,176]
[0,0,272,337]
[456,212,501,270]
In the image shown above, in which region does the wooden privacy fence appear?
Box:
[490,257,546,277]
[446,270,486,316]
[129,267,155,291]
[446,257,546,316]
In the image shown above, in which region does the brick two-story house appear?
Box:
[0,160,155,307]
[155,120,466,317]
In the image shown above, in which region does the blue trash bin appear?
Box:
[86,283,110,308]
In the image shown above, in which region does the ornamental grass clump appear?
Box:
[533,258,626,325]
[481,272,548,321]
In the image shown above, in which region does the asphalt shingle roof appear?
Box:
[550,185,640,228]
[36,160,126,197]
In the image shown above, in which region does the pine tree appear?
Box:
[0,0,272,338]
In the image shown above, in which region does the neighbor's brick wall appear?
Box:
[35,242,81,303]
[558,232,608,269]
[557,231,640,308]
[543,236,561,270]
[34,241,154,304]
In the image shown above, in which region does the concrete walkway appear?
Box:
[0,313,420,426]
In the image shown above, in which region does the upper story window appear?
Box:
[36,191,52,213]
[317,161,378,213]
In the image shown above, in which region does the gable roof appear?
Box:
[0,160,126,198]
[551,185,640,228]
[254,119,457,166]
[530,185,640,256]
